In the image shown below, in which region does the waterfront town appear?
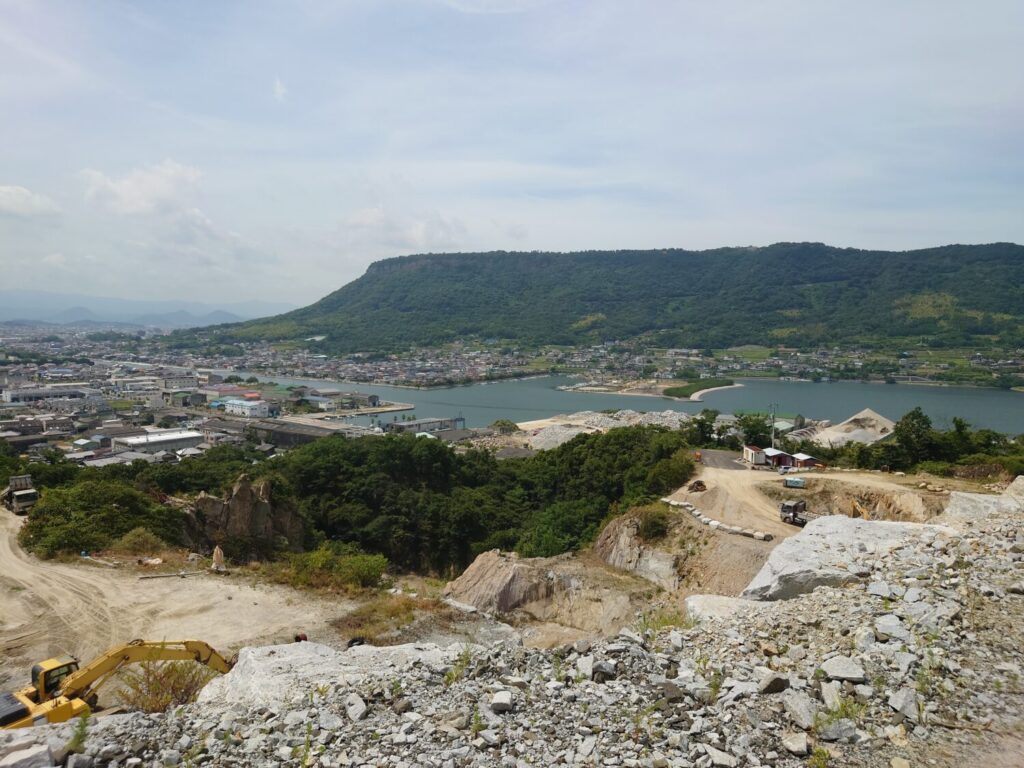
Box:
[1,319,1020,491]
[2,320,1021,391]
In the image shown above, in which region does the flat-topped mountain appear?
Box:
[186,242,1024,352]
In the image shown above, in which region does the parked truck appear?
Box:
[779,499,809,526]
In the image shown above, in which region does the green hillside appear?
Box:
[180,242,1024,352]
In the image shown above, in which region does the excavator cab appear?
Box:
[30,657,80,702]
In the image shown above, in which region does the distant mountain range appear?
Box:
[179,242,1024,352]
[0,290,295,329]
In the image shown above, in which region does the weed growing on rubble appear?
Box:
[444,645,473,686]
[808,747,831,768]
[67,713,89,754]
[815,696,867,730]
[633,606,695,635]
[117,661,217,713]
[708,669,724,701]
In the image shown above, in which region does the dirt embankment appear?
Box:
[443,549,656,648]
[760,477,948,523]
[592,507,774,601]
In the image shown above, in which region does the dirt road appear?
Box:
[669,465,955,540]
[0,511,353,689]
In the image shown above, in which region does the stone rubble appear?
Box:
[2,482,1023,767]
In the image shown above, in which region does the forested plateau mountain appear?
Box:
[179,242,1024,352]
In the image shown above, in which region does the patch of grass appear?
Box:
[708,669,724,701]
[808,747,831,768]
[633,606,694,634]
[116,661,218,713]
[815,696,867,731]
[332,594,435,645]
[266,543,388,592]
[470,706,484,735]
[663,378,735,399]
[637,507,670,542]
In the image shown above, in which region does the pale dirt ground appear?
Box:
[0,510,354,691]
[668,465,968,541]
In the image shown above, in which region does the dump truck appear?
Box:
[1,640,234,729]
[779,499,809,526]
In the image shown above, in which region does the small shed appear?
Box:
[743,445,766,465]
[792,452,821,468]
[763,447,793,467]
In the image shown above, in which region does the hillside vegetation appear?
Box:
[10,427,695,572]
[176,242,1024,352]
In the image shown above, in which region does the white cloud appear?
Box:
[344,205,466,252]
[0,185,60,217]
[272,76,287,103]
[81,159,201,215]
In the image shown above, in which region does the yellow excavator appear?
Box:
[1,640,234,730]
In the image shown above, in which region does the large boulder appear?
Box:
[592,514,680,590]
[939,484,1023,525]
[443,550,559,614]
[198,642,465,707]
[741,515,954,601]
[193,474,304,551]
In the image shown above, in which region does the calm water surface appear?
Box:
[235,373,1024,434]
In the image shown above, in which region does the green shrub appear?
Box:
[637,507,670,542]
[114,527,167,554]
[916,461,952,477]
[277,543,388,590]
[116,661,217,713]
[18,480,183,558]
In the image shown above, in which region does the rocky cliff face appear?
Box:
[591,513,681,591]
[192,474,304,552]
[443,549,652,641]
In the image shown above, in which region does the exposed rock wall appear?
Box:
[443,549,649,637]
[193,474,304,551]
[591,514,680,590]
[443,549,559,614]
[741,515,956,600]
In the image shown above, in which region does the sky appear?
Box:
[1,0,1022,307]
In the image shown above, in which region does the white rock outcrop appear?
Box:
[592,514,680,590]
[741,515,955,600]
[198,642,464,707]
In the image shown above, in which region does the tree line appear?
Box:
[8,427,694,573]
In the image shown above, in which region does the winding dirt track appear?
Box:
[0,511,351,688]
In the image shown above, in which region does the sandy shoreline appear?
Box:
[687,382,745,402]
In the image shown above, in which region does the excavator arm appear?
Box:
[58,640,234,703]
[3,640,234,730]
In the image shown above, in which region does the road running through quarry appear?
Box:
[669,460,959,541]
[0,510,352,691]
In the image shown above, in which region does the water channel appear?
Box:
[232,373,1024,434]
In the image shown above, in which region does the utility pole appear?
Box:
[769,402,778,449]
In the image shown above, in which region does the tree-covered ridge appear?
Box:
[178,242,1024,352]
[10,427,694,572]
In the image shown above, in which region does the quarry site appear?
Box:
[3,452,1024,767]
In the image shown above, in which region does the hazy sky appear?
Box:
[2,1,1022,306]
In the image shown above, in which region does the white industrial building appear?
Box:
[223,399,270,418]
[111,428,204,454]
